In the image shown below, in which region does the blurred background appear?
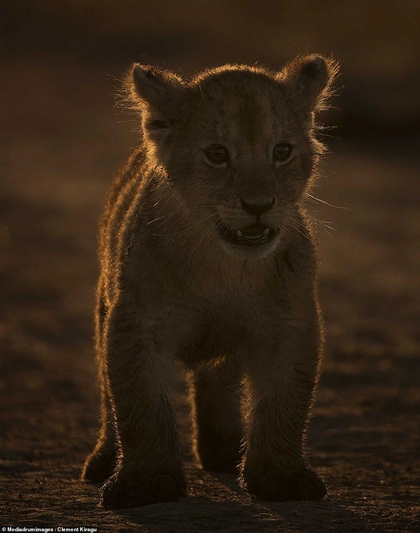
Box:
[1,1,419,528]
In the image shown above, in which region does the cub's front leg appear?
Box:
[100,298,187,509]
[240,308,326,501]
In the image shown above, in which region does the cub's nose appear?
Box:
[240,197,276,216]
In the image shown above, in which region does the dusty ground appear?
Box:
[1,59,419,532]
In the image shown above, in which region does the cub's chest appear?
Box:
[176,291,287,366]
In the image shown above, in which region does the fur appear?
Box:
[81,55,339,508]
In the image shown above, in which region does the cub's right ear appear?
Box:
[127,64,189,146]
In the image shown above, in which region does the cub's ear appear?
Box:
[127,64,189,145]
[279,55,339,114]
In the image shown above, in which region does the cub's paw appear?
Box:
[101,468,187,509]
[81,448,116,484]
[241,463,327,501]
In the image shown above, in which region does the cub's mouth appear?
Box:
[217,220,278,247]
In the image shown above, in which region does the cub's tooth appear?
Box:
[263,228,270,236]
[236,230,243,238]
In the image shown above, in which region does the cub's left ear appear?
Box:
[280,55,340,113]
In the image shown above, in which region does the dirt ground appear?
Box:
[1,52,419,532]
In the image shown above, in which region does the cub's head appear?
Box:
[126,55,339,258]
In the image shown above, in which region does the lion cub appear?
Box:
[81,55,338,508]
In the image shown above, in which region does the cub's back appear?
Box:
[98,148,145,262]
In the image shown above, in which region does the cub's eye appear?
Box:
[273,143,293,164]
[205,145,229,167]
